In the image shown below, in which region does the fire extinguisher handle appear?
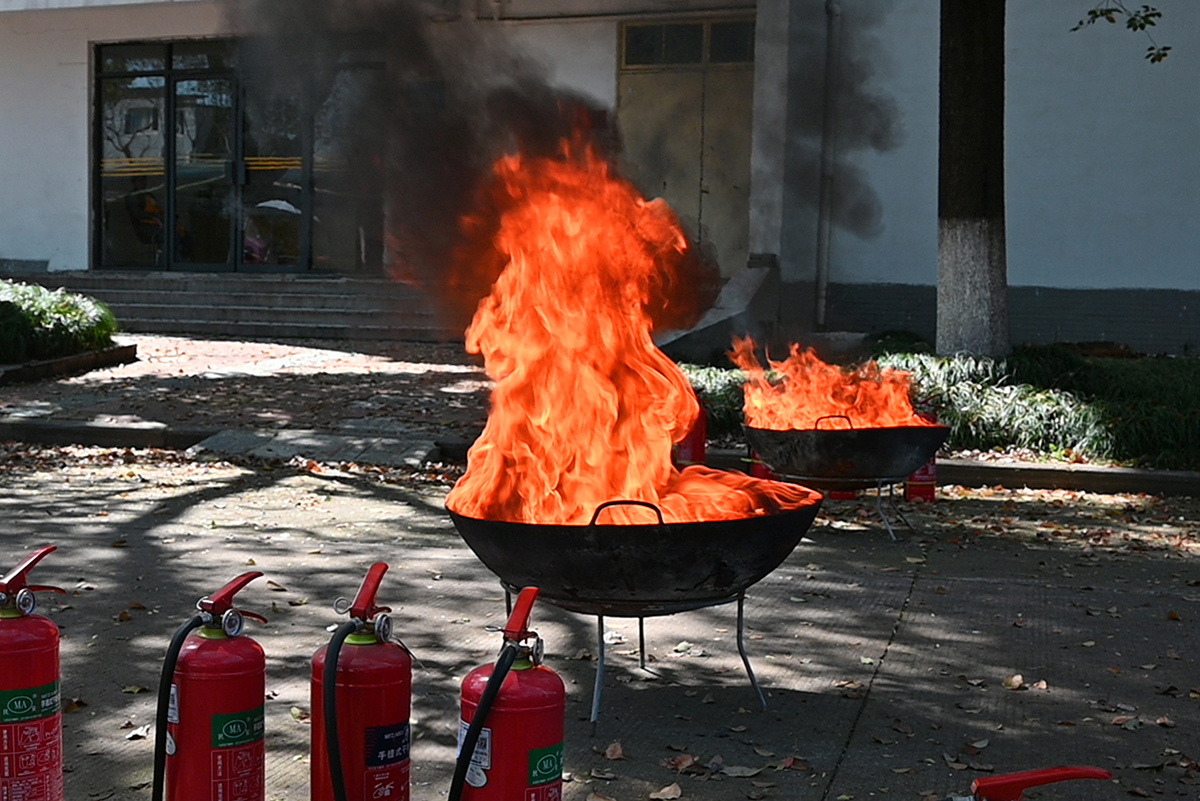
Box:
[239,609,269,624]
[200,571,263,616]
[0,545,57,593]
[348,562,391,621]
[24,585,67,595]
[971,766,1112,801]
[503,586,539,641]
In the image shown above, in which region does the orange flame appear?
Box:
[444,138,818,525]
[730,336,935,431]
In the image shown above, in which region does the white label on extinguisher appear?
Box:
[167,684,180,724]
[165,731,176,756]
[456,720,491,788]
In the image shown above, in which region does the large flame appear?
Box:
[730,336,936,431]
[444,137,818,525]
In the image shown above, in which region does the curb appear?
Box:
[704,449,1199,499]
[0,418,216,450]
[936,457,1200,498]
[1,424,1196,498]
[0,343,138,385]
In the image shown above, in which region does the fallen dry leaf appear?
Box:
[661,755,695,773]
[722,765,762,778]
[122,685,147,694]
[290,706,311,723]
[649,783,682,800]
[1003,674,1025,691]
[604,742,624,760]
[590,768,617,780]
[586,793,616,801]
[125,724,151,740]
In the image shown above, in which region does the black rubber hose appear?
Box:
[152,614,205,801]
[448,643,520,801]
[324,619,361,801]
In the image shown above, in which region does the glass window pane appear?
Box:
[243,91,303,265]
[662,24,703,64]
[313,68,384,271]
[99,43,167,74]
[624,25,662,66]
[172,40,237,71]
[709,20,755,64]
[174,78,235,264]
[98,76,167,268]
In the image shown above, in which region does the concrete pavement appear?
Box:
[2,452,1197,801]
[1,336,1199,800]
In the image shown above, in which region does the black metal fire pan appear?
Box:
[744,424,949,490]
[448,498,822,617]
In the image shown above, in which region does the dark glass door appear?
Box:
[95,39,378,273]
[171,77,237,269]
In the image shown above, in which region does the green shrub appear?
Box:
[678,364,748,439]
[0,280,119,363]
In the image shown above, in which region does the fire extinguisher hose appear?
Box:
[324,619,362,801]
[152,614,205,801]
[448,642,520,801]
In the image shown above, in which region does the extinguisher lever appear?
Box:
[503,586,539,641]
[200,571,263,617]
[24,585,66,596]
[0,545,57,593]
[239,609,269,624]
[971,766,1112,801]
[348,562,390,622]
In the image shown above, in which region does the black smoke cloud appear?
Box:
[224,0,624,329]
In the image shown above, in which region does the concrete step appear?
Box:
[101,302,441,326]
[20,270,458,342]
[123,318,458,341]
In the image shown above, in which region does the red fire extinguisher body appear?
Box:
[459,662,565,801]
[167,630,266,801]
[311,637,412,801]
[0,612,62,801]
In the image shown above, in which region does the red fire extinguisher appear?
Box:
[312,562,413,801]
[0,546,66,801]
[452,586,565,801]
[952,765,1111,801]
[673,401,708,468]
[152,572,268,801]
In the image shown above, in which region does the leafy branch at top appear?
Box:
[1071,3,1171,62]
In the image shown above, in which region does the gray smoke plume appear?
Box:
[786,0,903,239]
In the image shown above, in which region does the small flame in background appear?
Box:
[444,134,819,525]
[730,336,937,431]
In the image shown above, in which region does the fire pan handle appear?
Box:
[589,500,665,526]
[813,414,854,430]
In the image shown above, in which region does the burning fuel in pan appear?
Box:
[731,336,949,488]
[441,121,821,614]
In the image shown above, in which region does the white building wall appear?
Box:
[1006,0,1200,290]
[1,0,1195,294]
[0,1,223,272]
[827,0,1199,293]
